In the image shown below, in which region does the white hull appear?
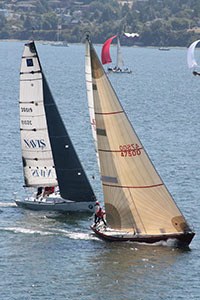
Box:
[107,68,132,74]
[50,41,68,47]
[15,194,95,213]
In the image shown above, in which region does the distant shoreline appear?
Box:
[0,39,188,49]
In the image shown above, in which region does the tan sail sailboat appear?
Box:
[85,35,195,246]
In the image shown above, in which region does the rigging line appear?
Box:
[102,183,164,189]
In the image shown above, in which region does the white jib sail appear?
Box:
[187,39,200,69]
[85,39,100,169]
[20,42,57,187]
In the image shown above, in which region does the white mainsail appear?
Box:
[86,37,191,237]
[116,37,124,70]
[20,42,57,187]
[187,39,200,69]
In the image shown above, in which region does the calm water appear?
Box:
[0,41,199,300]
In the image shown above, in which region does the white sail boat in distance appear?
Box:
[51,24,68,47]
[15,41,96,212]
[187,39,200,76]
[85,35,195,246]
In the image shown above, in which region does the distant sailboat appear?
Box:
[15,41,95,212]
[51,24,68,47]
[85,35,195,246]
[101,35,132,74]
[158,47,170,51]
[187,39,200,75]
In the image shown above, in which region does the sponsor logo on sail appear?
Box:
[31,168,54,178]
[24,139,46,149]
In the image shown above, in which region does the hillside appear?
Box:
[0,0,200,46]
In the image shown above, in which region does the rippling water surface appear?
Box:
[0,41,199,300]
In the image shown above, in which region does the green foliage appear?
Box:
[0,0,199,46]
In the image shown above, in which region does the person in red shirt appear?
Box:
[94,201,107,227]
[43,186,55,197]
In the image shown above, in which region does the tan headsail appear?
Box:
[86,37,191,236]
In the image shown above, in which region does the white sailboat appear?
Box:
[187,39,200,75]
[15,41,96,212]
[51,24,68,47]
[101,35,132,74]
[85,35,195,246]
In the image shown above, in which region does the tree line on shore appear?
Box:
[0,0,199,46]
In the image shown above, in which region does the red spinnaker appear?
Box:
[101,35,117,65]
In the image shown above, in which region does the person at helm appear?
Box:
[94,201,107,227]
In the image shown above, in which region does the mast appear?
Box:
[86,36,192,235]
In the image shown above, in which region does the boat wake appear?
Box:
[0,226,55,236]
[0,226,98,240]
[0,202,16,207]
[155,239,180,247]
[132,238,179,248]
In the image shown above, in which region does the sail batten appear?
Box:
[86,36,194,242]
[102,183,164,189]
[95,110,124,115]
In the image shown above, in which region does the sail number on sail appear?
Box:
[21,120,32,125]
[119,143,142,157]
[21,107,33,113]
